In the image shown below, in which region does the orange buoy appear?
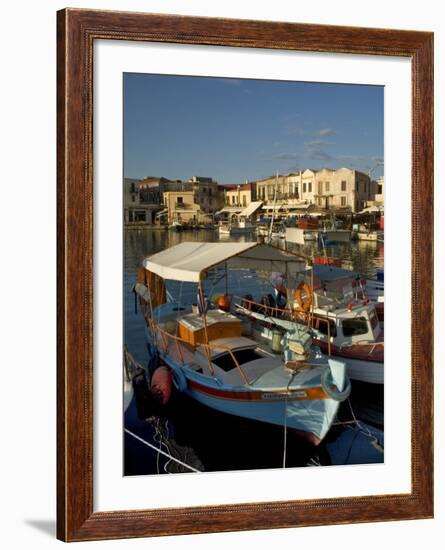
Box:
[217,294,231,312]
[150,366,172,405]
[295,281,312,312]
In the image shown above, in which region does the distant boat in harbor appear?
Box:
[351,230,384,242]
[320,229,351,244]
[218,217,256,235]
[217,201,262,236]
[168,221,188,232]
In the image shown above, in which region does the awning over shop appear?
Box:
[215,206,243,215]
[239,201,263,218]
[359,205,384,214]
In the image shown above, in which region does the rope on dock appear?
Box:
[124,428,201,473]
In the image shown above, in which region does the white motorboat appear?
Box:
[218,218,256,235]
[352,230,384,242]
[236,266,384,385]
[321,229,351,243]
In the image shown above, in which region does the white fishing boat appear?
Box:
[353,230,384,242]
[312,263,384,322]
[269,222,287,240]
[303,231,318,241]
[237,265,384,384]
[218,217,256,235]
[134,242,350,445]
[238,291,383,385]
[218,201,262,236]
[321,229,351,243]
[256,225,270,237]
[285,227,318,244]
[319,213,351,243]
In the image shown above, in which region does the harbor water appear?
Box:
[124,228,384,475]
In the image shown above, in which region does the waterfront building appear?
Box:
[307,168,372,212]
[138,176,186,204]
[123,178,164,224]
[220,182,256,208]
[253,168,373,213]
[256,175,290,203]
[163,190,213,225]
[188,176,224,214]
[126,174,224,224]
[371,176,384,206]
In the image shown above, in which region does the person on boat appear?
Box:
[271,272,287,309]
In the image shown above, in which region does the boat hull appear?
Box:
[316,340,383,384]
[184,377,340,443]
[322,230,351,243]
[342,357,383,384]
[146,336,342,444]
[304,232,318,241]
[218,226,255,235]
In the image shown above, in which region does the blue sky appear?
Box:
[124,73,383,184]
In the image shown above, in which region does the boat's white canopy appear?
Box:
[144,242,306,282]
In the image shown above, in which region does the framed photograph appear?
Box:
[57,8,433,542]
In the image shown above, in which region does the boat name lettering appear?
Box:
[261,391,307,399]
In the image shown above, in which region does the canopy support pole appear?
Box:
[198,278,214,375]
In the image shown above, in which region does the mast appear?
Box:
[268,171,279,243]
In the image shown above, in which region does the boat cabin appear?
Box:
[312,301,381,345]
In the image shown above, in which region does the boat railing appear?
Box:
[234,295,332,355]
[147,318,250,385]
[234,295,293,321]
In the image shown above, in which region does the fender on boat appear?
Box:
[321,369,351,402]
[150,365,173,404]
[170,367,188,392]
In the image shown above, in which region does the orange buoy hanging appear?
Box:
[295,281,312,312]
[150,366,173,405]
[217,294,231,312]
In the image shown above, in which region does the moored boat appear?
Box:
[311,263,384,322]
[320,229,351,244]
[352,230,384,242]
[218,218,256,235]
[134,242,350,445]
[236,266,384,384]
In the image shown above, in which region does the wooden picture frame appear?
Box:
[57,8,434,542]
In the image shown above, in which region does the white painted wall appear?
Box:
[1,1,443,549]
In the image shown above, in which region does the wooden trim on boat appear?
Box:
[188,379,329,402]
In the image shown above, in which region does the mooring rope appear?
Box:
[124,428,201,473]
[282,369,299,468]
